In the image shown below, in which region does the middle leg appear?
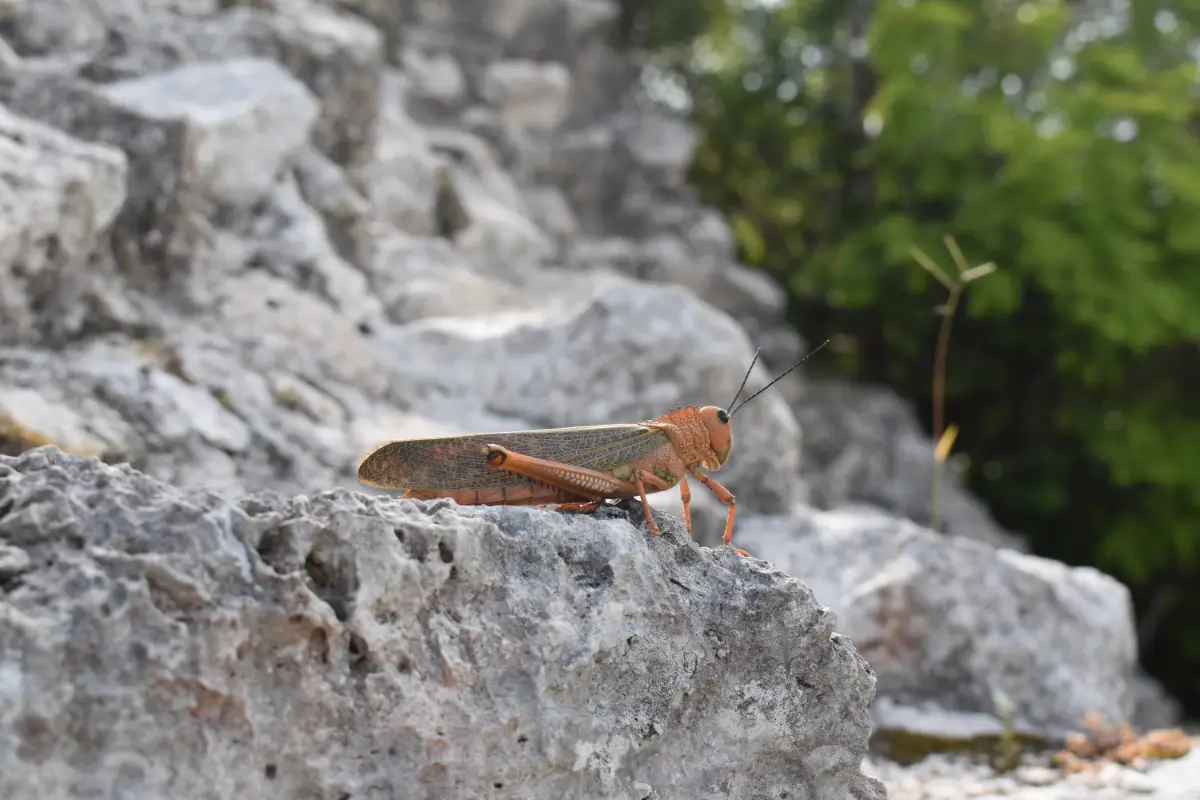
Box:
[678,473,693,538]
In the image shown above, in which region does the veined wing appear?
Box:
[357,423,670,491]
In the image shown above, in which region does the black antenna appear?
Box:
[730,339,831,416]
[727,348,761,411]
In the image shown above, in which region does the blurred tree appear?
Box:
[626,0,1200,714]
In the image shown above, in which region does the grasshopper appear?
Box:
[357,341,828,556]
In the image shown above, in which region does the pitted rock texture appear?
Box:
[0,447,886,800]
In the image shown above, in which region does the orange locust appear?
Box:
[357,341,829,556]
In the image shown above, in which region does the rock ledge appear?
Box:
[0,447,885,800]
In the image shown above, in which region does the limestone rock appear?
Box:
[619,111,698,185]
[0,447,886,800]
[400,47,468,114]
[363,69,447,237]
[481,59,573,132]
[738,508,1138,740]
[100,58,319,208]
[201,4,384,169]
[0,102,128,344]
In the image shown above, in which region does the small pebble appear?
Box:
[1093,763,1123,787]
[1015,766,1058,787]
[1117,771,1157,794]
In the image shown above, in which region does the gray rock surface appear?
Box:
[99,58,320,209]
[0,103,127,345]
[737,509,1138,741]
[0,447,885,800]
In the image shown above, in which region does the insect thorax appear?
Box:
[641,407,713,468]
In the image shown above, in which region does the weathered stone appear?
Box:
[291,144,372,262]
[1132,673,1185,731]
[363,69,445,236]
[568,236,640,272]
[242,176,385,324]
[369,233,528,323]
[0,34,21,73]
[1,0,107,55]
[326,0,411,56]
[198,3,384,169]
[685,207,737,262]
[754,326,807,375]
[0,0,26,22]
[636,232,717,291]
[100,58,319,208]
[400,47,468,114]
[522,185,580,248]
[0,387,115,458]
[433,140,555,276]
[738,508,1138,739]
[707,262,788,321]
[3,73,213,298]
[619,110,698,184]
[214,270,388,394]
[481,59,573,132]
[563,0,620,35]
[541,123,624,233]
[0,447,886,800]
[0,102,128,344]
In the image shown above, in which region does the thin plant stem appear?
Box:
[930,286,961,532]
[910,236,996,535]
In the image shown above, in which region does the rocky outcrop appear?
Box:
[738,510,1137,743]
[0,447,885,799]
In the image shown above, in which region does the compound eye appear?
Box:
[716,408,730,424]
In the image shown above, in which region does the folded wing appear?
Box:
[357,424,670,491]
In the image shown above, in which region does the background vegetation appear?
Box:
[618,0,1200,717]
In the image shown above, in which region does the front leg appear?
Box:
[691,469,748,557]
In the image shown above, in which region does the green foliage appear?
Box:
[614,0,734,53]
[660,0,1200,710]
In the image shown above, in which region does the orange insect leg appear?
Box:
[632,470,661,537]
[692,471,749,557]
[483,445,629,497]
[483,445,671,537]
[678,473,693,538]
[555,500,605,513]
